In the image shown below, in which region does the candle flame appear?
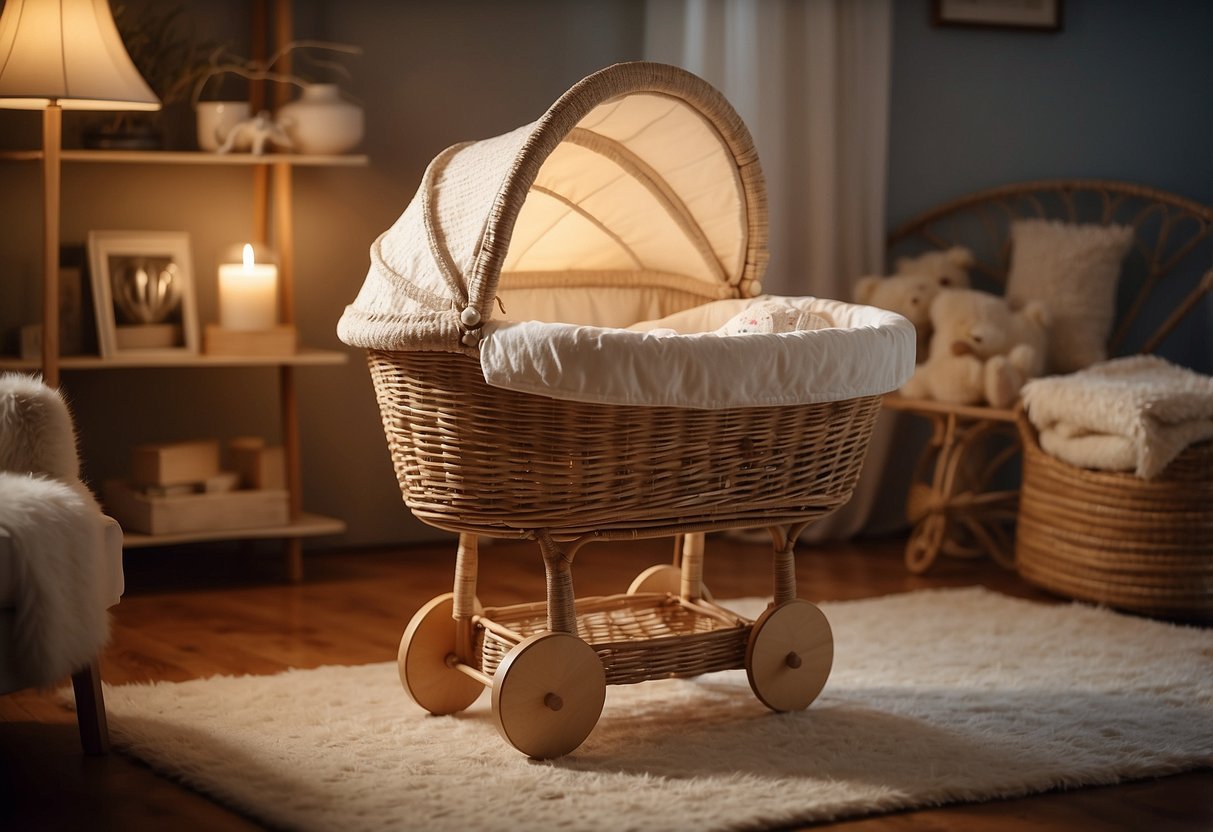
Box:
[242,243,255,268]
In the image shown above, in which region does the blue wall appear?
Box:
[887,0,1213,228]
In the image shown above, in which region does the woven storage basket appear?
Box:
[1015,411,1213,621]
[477,593,752,685]
[368,349,882,538]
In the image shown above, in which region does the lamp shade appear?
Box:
[0,0,159,110]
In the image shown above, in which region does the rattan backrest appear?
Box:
[886,180,1212,365]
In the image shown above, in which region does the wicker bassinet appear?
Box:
[339,62,913,758]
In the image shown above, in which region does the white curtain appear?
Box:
[645,0,902,540]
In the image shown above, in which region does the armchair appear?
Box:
[884,180,1213,573]
[0,373,124,754]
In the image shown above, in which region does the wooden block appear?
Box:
[204,324,297,357]
[140,471,238,497]
[203,471,241,493]
[115,323,181,350]
[103,480,289,535]
[131,440,221,487]
[141,482,197,498]
[230,441,286,490]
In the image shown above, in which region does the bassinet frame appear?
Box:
[356,63,896,758]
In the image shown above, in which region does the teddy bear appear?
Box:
[894,246,975,291]
[854,273,939,359]
[853,246,975,361]
[899,288,1050,408]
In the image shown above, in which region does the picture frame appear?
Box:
[933,0,1063,32]
[87,231,199,359]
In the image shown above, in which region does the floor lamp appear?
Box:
[0,0,160,388]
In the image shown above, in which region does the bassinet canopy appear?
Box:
[338,61,768,354]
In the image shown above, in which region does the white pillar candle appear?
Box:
[218,244,278,331]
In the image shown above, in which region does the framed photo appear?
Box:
[87,231,199,358]
[933,0,1063,32]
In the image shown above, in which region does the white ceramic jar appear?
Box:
[277,84,364,155]
[195,101,252,152]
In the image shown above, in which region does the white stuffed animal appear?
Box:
[894,246,975,291]
[900,288,1050,408]
[854,246,976,363]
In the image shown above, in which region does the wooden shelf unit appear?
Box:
[4,4,361,581]
[0,348,347,371]
[121,512,346,549]
[0,149,368,166]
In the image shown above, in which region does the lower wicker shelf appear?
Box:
[119,512,346,549]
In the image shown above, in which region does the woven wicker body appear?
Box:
[342,63,909,758]
[1016,412,1213,621]
[369,350,881,538]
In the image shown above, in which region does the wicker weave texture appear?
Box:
[478,594,752,685]
[369,349,881,537]
[1016,414,1213,620]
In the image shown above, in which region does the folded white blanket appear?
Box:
[1021,355,1213,478]
[0,474,111,688]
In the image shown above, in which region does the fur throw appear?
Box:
[0,372,80,480]
[0,373,109,688]
[1,474,109,687]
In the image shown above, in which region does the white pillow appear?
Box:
[1005,219,1133,373]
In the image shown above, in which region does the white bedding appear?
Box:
[478,296,915,410]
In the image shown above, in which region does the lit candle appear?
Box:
[218,244,278,331]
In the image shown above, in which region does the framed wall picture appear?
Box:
[933,0,1063,32]
[87,231,199,358]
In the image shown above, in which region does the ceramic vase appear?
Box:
[277,84,364,155]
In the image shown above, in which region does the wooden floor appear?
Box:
[1,533,1209,831]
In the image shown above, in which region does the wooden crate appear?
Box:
[103,480,289,535]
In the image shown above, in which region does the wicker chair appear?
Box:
[883,180,1213,581]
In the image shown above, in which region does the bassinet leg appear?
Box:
[680,532,705,602]
[769,523,810,605]
[452,533,479,664]
[536,530,577,635]
[748,521,833,712]
[397,535,484,716]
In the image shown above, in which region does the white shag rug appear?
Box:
[97,588,1213,831]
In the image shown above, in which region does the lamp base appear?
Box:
[204,324,297,357]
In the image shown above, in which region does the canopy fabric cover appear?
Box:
[338,62,768,355]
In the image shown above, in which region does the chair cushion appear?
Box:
[1005,220,1133,374]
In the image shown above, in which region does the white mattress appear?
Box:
[478,296,916,410]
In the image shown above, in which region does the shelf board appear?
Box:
[0,149,368,166]
[0,347,348,371]
[121,512,346,548]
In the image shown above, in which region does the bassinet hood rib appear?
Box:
[338,61,768,353]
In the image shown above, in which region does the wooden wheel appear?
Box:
[625,564,713,600]
[397,593,483,715]
[491,632,606,759]
[745,599,833,712]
